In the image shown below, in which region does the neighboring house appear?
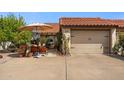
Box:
[41,23,59,48]
[59,17,124,54]
[42,23,59,42]
[42,23,59,35]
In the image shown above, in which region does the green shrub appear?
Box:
[56,32,62,51]
[113,33,124,55]
[40,36,47,45]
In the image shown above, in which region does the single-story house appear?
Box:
[59,17,124,54]
[2,17,124,55]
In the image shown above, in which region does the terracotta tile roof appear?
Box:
[42,23,59,33]
[60,17,124,27]
[111,20,124,27]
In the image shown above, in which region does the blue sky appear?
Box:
[0,12,124,24]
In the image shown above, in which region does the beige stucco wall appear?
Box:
[61,28,71,54]
[111,28,117,52]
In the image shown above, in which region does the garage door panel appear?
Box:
[71,44,104,54]
[71,30,109,54]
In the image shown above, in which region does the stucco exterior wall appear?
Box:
[61,28,71,54]
[111,28,117,52]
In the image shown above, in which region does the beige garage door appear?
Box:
[71,30,110,54]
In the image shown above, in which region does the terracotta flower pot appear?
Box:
[27,52,33,57]
[31,45,38,53]
[18,44,28,57]
[19,44,27,49]
[0,55,3,59]
[39,47,47,53]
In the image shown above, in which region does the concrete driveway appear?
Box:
[67,54,124,80]
[0,53,124,80]
[0,53,66,80]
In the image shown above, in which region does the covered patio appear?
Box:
[18,23,60,58]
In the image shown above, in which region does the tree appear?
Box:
[0,14,25,50]
[17,31,32,45]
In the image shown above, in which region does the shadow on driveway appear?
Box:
[108,55,124,61]
[7,53,19,58]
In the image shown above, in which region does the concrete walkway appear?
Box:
[0,53,124,80]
